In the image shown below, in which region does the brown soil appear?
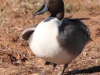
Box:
[0,0,100,75]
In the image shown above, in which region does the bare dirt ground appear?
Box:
[0,0,100,75]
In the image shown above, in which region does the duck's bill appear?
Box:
[34,4,48,16]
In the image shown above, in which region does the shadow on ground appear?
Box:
[65,66,100,75]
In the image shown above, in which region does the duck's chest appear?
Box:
[29,18,61,58]
[28,18,73,64]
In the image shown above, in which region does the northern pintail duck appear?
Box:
[22,0,90,75]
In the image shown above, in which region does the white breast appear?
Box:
[28,17,73,64]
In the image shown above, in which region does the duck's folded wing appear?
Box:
[21,24,37,40]
[63,18,91,41]
[64,18,90,21]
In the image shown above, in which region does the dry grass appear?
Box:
[0,0,44,30]
[64,0,100,14]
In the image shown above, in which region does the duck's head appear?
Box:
[34,0,64,20]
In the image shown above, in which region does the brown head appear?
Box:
[34,0,64,20]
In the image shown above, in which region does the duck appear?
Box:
[21,0,90,75]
